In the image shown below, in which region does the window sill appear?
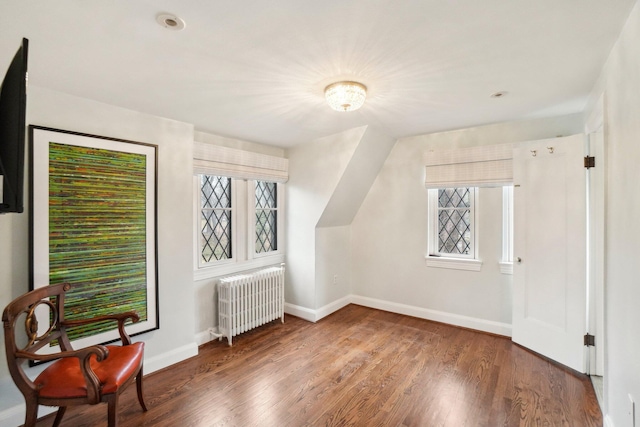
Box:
[425,256,482,272]
[499,262,513,275]
[194,254,285,281]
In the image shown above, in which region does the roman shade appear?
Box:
[424,143,513,188]
[193,141,289,183]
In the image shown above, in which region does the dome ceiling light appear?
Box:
[324,81,367,112]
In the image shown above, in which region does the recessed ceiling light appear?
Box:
[490,91,508,98]
[156,13,186,31]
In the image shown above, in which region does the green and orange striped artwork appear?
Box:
[48,142,148,342]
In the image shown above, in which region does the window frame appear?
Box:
[426,187,482,271]
[500,185,514,274]
[194,176,285,280]
[248,181,284,259]
[196,175,237,270]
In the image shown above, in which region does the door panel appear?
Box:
[512,134,586,373]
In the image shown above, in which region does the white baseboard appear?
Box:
[284,295,351,323]
[350,295,512,337]
[315,295,352,321]
[286,295,510,337]
[142,341,199,375]
[195,330,212,346]
[195,328,224,346]
[284,302,317,322]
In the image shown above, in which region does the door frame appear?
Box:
[586,95,605,377]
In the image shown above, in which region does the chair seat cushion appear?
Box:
[35,342,144,399]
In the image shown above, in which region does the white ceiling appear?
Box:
[0,1,635,147]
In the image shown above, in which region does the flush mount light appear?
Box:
[156,13,186,31]
[324,81,367,112]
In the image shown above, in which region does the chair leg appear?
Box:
[23,400,38,427]
[52,406,67,427]
[136,367,148,412]
[107,394,119,427]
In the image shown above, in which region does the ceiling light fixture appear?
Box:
[156,13,186,31]
[324,81,367,112]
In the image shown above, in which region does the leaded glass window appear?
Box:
[255,181,277,253]
[200,175,232,262]
[437,187,473,256]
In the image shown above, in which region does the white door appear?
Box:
[512,134,586,373]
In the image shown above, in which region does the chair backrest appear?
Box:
[2,283,72,395]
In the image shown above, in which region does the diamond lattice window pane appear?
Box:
[201,209,232,262]
[438,188,470,208]
[201,175,231,209]
[255,181,277,253]
[256,181,276,209]
[438,209,471,255]
[200,174,232,263]
[255,210,277,253]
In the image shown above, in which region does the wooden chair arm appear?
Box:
[16,345,109,404]
[61,311,140,345]
[16,345,108,363]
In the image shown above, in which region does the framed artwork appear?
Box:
[29,126,158,349]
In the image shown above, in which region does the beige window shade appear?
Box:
[424,143,513,188]
[193,141,289,183]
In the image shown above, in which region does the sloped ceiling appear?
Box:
[0,0,635,147]
[317,126,396,228]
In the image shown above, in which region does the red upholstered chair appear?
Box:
[2,283,148,427]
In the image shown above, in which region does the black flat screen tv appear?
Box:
[0,38,28,214]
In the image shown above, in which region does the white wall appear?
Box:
[0,123,30,420]
[584,2,640,425]
[192,131,286,343]
[285,126,365,310]
[0,86,198,424]
[315,225,351,308]
[317,126,396,228]
[350,114,583,332]
[285,125,396,317]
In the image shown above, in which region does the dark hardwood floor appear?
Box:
[33,304,601,427]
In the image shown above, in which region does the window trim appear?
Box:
[426,187,482,271]
[499,185,514,275]
[424,255,483,271]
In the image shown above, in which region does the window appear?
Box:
[434,187,476,258]
[427,187,481,271]
[195,175,284,278]
[199,175,233,264]
[254,181,278,254]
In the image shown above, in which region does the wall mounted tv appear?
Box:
[0,38,28,214]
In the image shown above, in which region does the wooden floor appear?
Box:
[34,305,601,427]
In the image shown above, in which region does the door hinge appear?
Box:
[584,156,595,169]
[584,334,595,347]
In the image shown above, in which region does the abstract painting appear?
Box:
[30,126,158,348]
